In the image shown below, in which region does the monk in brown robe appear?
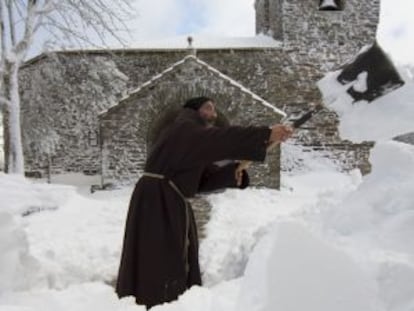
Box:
[116,97,292,308]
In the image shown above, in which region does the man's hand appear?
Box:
[269,124,293,147]
[235,161,250,186]
[234,124,293,185]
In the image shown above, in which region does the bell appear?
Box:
[319,0,341,11]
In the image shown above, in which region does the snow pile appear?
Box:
[0,207,37,293]
[0,173,131,294]
[200,188,302,286]
[313,141,414,311]
[0,173,75,215]
[0,173,74,293]
[317,65,414,254]
[238,222,381,311]
[0,282,142,311]
[325,141,414,245]
[314,66,414,311]
[23,185,132,290]
[0,114,3,167]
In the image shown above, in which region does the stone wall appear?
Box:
[323,142,374,174]
[20,47,374,180]
[19,53,128,176]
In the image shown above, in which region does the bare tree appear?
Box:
[0,0,134,174]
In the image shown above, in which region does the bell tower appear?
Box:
[255,0,381,68]
[255,0,283,41]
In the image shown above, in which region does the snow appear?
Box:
[200,188,302,286]
[0,282,143,311]
[60,35,282,52]
[238,222,381,311]
[1,66,414,310]
[352,71,369,92]
[320,141,414,254]
[0,113,4,169]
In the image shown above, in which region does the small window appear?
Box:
[319,0,343,11]
[88,130,99,147]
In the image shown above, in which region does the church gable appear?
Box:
[99,55,285,187]
[101,54,285,118]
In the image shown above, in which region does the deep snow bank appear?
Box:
[0,282,142,311]
[324,141,414,248]
[315,65,414,311]
[0,173,74,293]
[238,222,382,311]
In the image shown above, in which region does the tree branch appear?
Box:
[13,0,40,60]
[0,0,7,57]
[6,0,16,46]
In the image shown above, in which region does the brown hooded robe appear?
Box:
[116,108,271,308]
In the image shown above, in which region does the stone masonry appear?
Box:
[19,54,128,175]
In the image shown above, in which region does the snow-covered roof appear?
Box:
[22,35,282,69]
[124,34,282,50]
[61,35,282,52]
[100,54,286,117]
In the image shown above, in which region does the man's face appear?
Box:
[198,101,218,125]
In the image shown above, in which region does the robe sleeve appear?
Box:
[184,125,272,165]
[198,163,250,193]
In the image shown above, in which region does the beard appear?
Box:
[200,114,217,126]
[204,116,217,126]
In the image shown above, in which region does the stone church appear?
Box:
[18,0,383,190]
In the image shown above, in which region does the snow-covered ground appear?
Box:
[1,69,414,311]
[0,113,4,170]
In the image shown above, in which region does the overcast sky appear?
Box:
[122,0,414,65]
[28,0,414,66]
